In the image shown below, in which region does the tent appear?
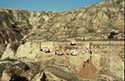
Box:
[70,39,76,45]
[43,47,50,53]
[71,49,77,55]
[55,49,64,55]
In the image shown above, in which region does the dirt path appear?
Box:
[77,61,97,80]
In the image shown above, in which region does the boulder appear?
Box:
[1,70,11,81]
[1,43,15,60]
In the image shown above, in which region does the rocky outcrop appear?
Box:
[1,43,15,60]
[15,42,39,59]
[1,70,11,81]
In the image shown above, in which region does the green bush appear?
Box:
[97,79,107,81]
[24,64,30,72]
[21,40,26,44]
[10,43,20,51]
[110,31,116,36]
[40,72,47,81]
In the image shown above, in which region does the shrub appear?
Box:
[110,31,116,36]
[10,43,20,51]
[40,72,47,81]
[21,40,26,44]
[24,64,30,72]
[10,74,28,81]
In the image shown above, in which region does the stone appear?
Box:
[1,70,11,81]
[1,43,15,60]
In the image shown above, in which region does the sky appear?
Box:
[0,0,105,11]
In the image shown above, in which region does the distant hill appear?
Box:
[0,0,124,53]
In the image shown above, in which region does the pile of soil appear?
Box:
[77,61,97,80]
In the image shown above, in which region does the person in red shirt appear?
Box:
[87,59,89,63]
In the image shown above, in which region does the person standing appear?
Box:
[90,49,92,54]
[84,60,86,63]
[87,59,89,63]
[18,55,20,59]
[82,51,84,55]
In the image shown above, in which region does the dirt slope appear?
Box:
[77,61,97,80]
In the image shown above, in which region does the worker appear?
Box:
[87,59,89,63]
[85,47,88,53]
[90,49,92,54]
[82,51,84,55]
[85,47,87,51]
[86,49,88,54]
[18,55,20,59]
[83,64,85,67]
[84,60,86,63]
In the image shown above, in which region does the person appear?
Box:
[87,59,89,63]
[85,47,88,53]
[83,64,85,67]
[90,49,92,54]
[55,50,58,55]
[86,49,88,54]
[18,55,20,59]
[82,51,84,55]
[84,60,86,63]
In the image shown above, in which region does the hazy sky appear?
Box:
[0,0,105,11]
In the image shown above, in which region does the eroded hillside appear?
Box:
[0,1,124,43]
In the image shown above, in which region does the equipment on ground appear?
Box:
[70,39,76,45]
[71,49,77,55]
[55,49,64,55]
[43,47,50,53]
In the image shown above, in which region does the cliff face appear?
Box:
[0,0,124,53]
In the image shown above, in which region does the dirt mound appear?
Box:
[77,61,97,80]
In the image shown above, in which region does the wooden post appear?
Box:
[39,42,41,49]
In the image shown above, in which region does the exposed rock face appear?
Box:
[1,70,11,81]
[16,42,39,59]
[0,1,124,50]
[0,0,124,81]
[1,43,15,60]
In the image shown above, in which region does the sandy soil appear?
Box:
[77,61,97,80]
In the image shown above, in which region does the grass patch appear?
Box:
[86,39,124,41]
[0,63,6,77]
[1,57,17,62]
[46,66,81,81]
[97,79,107,81]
